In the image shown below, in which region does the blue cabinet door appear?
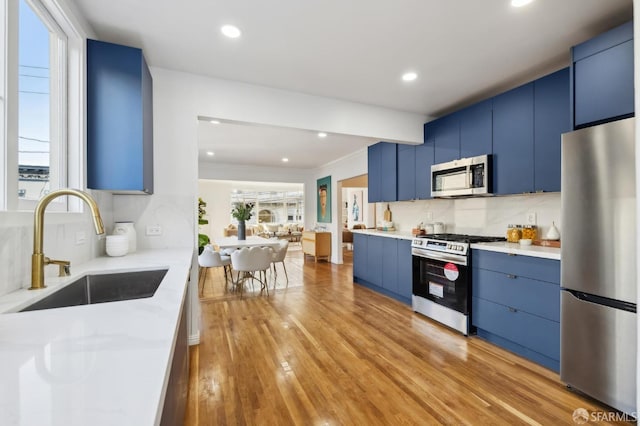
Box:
[573,21,634,128]
[396,239,413,300]
[534,68,570,193]
[382,238,399,293]
[397,144,416,201]
[367,144,381,202]
[492,83,534,195]
[415,142,433,199]
[87,39,153,193]
[353,233,367,281]
[459,99,493,158]
[366,236,383,286]
[433,115,460,164]
[380,143,398,202]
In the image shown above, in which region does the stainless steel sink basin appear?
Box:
[20,269,168,312]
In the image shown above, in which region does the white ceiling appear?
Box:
[71,0,633,168]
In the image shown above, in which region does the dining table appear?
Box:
[214,235,281,250]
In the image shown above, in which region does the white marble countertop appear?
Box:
[470,241,561,260]
[351,228,415,241]
[0,248,193,426]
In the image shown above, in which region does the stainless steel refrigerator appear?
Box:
[561,117,636,415]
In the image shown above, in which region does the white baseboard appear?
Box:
[188,331,200,346]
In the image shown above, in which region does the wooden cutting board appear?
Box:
[533,239,561,248]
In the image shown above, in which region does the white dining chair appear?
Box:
[198,244,231,294]
[271,239,289,289]
[230,246,273,297]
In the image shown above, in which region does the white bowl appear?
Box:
[519,239,532,246]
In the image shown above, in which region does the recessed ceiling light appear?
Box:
[318,132,327,138]
[206,151,214,156]
[282,158,289,162]
[402,72,418,82]
[209,119,220,124]
[221,25,241,38]
[511,0,533,7]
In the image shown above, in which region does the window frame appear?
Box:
[2,0,85,212]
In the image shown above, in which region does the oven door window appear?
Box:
[413,256,469,314]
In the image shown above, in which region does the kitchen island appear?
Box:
[0,248,192,426]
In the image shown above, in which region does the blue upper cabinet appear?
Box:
[368,142,397,203]
[367,144,381,202]
[459,99,493,158]
[572,21,634,129]
[415,141,433,199]
[492,82,534,195]
[432,115,460,164]
[87,39,154,194]
[397,144,416,201]
[534,68,570,193]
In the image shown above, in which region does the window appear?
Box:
[1,0,83,211]
[230,190,304,225]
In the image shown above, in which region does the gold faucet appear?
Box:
[31,189,105,290]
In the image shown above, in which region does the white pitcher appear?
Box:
[114,221,137,253]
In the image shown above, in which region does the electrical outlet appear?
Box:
[527,212,537,225]
[146,225,162,236]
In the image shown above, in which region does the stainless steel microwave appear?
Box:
[431,154,492,198]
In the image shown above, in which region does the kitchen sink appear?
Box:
[20,269,168,312]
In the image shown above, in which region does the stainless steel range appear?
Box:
[411,234,505,335]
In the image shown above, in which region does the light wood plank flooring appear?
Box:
[187,248,629,425]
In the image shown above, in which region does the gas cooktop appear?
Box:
[416,233,506,243]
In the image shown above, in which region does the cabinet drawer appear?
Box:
[473,297,559,361]
[302,239,315,255]
[472,268,560,322]
[472,250,560,284]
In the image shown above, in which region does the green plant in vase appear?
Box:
[198,197,209,254]
[231,202,254,240]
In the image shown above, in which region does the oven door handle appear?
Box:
[412,248,467,266]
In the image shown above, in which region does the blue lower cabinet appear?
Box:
[353,233,367,281]
[352,235,412,305]
[366,236,383,287]
[396,240,412,300]
[472,250,560,372]
[382,238,399,293]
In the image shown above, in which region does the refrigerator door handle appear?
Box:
[563,289,637,313]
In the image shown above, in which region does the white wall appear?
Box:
[306,149,369,263]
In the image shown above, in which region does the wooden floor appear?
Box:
[186,248,628,425]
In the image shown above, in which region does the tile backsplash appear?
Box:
[376,192,561,239]
[0,191,114,297]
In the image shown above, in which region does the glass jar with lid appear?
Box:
[521,225,537,240]
[506,225,522,243]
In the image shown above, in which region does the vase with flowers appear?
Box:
[231,202,254,240]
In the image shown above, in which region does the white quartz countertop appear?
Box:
[351,229,415,241]
[470,241,561,260]
[0,248,193,426]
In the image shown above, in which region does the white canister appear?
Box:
[106,235,129,257]
[114,222,137,253]
[433,222,445,234]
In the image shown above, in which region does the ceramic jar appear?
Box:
[114,222,137,253]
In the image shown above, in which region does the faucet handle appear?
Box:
[45,258,71,277]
